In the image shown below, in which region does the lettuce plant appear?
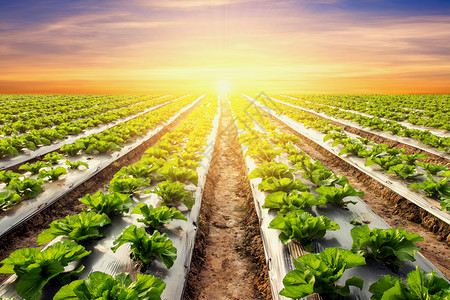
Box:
[386,164,423,180]
[316,184,364,206]
[60,142,86,156]
[38,166,67,181]
[0,240,90,300]
[79,191,132,216]
[144,147,170,160]
[109,176,151,194]
[157,163,198,186]
[111,225,177,268]
[263,190,324,214]
[416,161,449,175]
[258,177,309,193]
[248,161,294,181]
[151,181,195,210]
[37,210,111,245]
[309,169,349,187]
[351,225,423,271]
[409,175,450,210]
[280,247,365,299]
[65,160,89,170]
[399,153,428,165]
[116,163,158,179]
[6,178,44,200]
[18,161,49,175]
[54,271,166,300]
[43,152,63,165]
[0,191,22,211]
[132,203,187,230]
[269,210,339,249]
[366,156,403,170]
[369,266,449,300]
[0,170,23,184]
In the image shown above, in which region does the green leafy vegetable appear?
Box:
[156,163,198,186]
[37,210,111,245]
[79,191,132,216]
[316,184,364,206]
[409,175,450,210]
[0,191,22,211]
[0,170,23,184]
[109,176,150,194]
[53,271,166,300]
[43,152,63,165]
[18,161,49,175]
[258,177,309,193]
[0,240,90,300]
[351,225,423,271]
[6,178,44,200]
[416,161,449,175]
[269,210,339,249]
[111,225,177,269]
[132,203,187,230]
[65,160,89,170]
[262,190,324,214]
[386,164,423,180]
[280,247,366,299]
[38,166,67,181]
[248,161,294,181]
[151,181,195,210]
[369,266,450,300]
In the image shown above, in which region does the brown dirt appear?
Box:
[0,100,200,283]
[263,112,450,278]
[184,99,270,300]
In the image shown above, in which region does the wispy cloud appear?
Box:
[0,0,449,93]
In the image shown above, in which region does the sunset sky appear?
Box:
[0,0,449,94]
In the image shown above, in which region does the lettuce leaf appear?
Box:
[37,210,111,245]
[54,271,165,300]
[280,247,365,299]
[79,191,132,216]
[351,225,423,271]
[369,266,450,300]
[132,203,187,230]
[269,210,339,249]
[111,225,177,269]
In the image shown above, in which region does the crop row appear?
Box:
[229,95,449,299]
[0,97,220,299]
[277,95,450,150]
[255,96,450,212]
[281,94,450,130]
[0,95,199,229]
[0,95,167,136]
[0,96,177,160]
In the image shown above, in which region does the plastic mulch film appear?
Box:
[0,95,187,171]
[0,96,204,239]
[0,99,221,300]
[231,97,448,300]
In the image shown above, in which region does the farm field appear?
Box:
[0,94,449,300]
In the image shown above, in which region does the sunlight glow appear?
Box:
[216,80,232,95]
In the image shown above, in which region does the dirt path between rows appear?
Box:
[184,100,270,300]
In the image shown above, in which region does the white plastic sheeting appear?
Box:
[0,99,221,300]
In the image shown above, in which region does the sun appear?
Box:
[216,80,231,95]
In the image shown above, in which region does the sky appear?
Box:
[0,0,449,94]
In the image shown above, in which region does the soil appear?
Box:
[264,111,450,278]
[184,99,270,300]
[0,100,201,283]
